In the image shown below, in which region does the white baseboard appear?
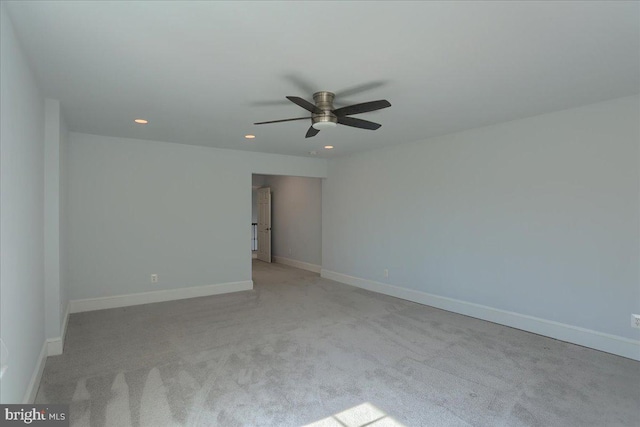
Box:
[22,341,47,404]
[321,269,640,361]
[273,256,321,273]
[252,252,258,259]
[46,303,70,356]
[69,280,253,313]
[46,339,62,357]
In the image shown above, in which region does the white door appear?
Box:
[257,187,271,263]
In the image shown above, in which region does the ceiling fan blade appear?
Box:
[284,74,318,95]
[305,126,320,138]
[287,96,323,114]
[254,117,310,125]
[334,80,388,98]
[333,100,391,117]
[251,100,292,107]
[337,116,382,130]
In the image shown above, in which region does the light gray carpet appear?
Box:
[36,260,640,426]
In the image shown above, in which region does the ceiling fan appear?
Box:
[254,91,391,138]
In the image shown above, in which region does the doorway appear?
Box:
[251,174,323,279]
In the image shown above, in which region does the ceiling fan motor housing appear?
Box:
[312,91,338,129]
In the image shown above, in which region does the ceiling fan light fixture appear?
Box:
[312,121,337,131]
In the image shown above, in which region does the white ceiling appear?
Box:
[6,1,639,158]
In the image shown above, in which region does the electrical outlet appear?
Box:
[632,314,640,329]
[151,274,158,283]
[288,248,292,255]
[383,269,389,279]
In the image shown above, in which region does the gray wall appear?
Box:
[263,175,322,267]
[323,95,639,341]
[59,107,69,332]
[0,5,46,403]
[66,133,326,300]
[44,99,69,340]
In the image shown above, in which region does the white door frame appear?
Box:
[257,187,271,263]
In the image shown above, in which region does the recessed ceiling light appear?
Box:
[324,145,334,150]
[134,118,148,124]
[245,134,256,139]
